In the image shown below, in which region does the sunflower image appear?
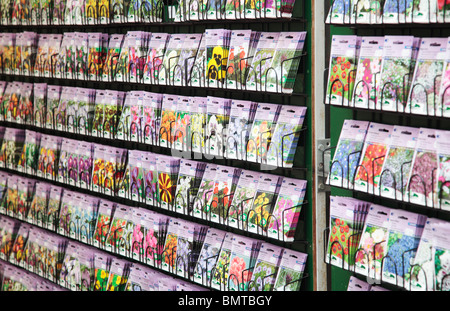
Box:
[158,173,175,204]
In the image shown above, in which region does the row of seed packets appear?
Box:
[2,0,162,25]
[0,128,308,241]
[0,261,67,291]
[326,195,450,291]
[0,81,307,168]
[0,30,307,94]
[326,0,450,25]
[173,0,296,21]
[326,35,450,118]
[327,120,450,210]
[0,192,308,291]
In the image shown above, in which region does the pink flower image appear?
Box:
[229,256,251,286]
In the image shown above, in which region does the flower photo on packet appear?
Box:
[249,243,283,291]
[273,248,307,291]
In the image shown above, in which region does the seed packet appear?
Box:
[174,34,202,86]
[409,217,446,291]
[57,190,78,236]
[193,227,226,285]
[266,105,307,167]
[34,34,51,77]
[408,38,447,116]
[142,92,163,145]
[175,221,207,277]
[106,258,132,291]
[245,173,282,234]
[128,150,146,202]
[437,0,450,22]
[325,196,368,270]
[325,0,353,24]
[249,243,283,291]
[382,209,427,287]
[211,232,234,290]
[243,0,264,19]
[45,85,62,129]
[2,82,22,123]
[205,96,231,157]
[102,34,124,82]
[116,31,144,82]
[228,236,262,291]
[143,212,169,267]
[435,129,450,210]
[78,141,94,189]
[0,217,19,261]
[4,175,18,216]
[17,130,41,175]
[327,120,369,189]
[382,0,414,24]
[437,37,450,117]
[156,155,180,209]
[0,128,25,170]
[267,177,307,241]
[378,36,420,112]
[87,32,106,81]
[353,37,384,109]
[142,153,158,205]
[44,185,63,231]
[45,34,63,77]
[157,34,186,85]
[205,29,232,88]
[159,94,178,147]
[17,82,34,124]
[117,91,141,141]
[129,207,149,261]
[24,226,46,276]
[325,35,360,106]
[16,32,37,76]
[93,145,127,196]
[59,242,89,290]
[354,204,391,279]
[192,163,218,220]
[161,218,180,272]
[54,86,76,131]
[143,33,169,84]
[174,159,206,215]
[407,128,439,207]
[93,253,112,291]
[37,134,61,180]
[246,32,281,92]
[74,32,89,80]
[225,30,253,90]
[246,102,280,163]
[92,89,124,138]
[378,125,419,200]
[226,100,257,160]
[86,0,109,24]
[0,0,11,24]
[190,97,207,153]
[266,31,307,93]
[227,169,260,229]
[347,276,371,291]
[205,0,225,20]
[273,248,307,291]
[428,219,450,291]
[27,181,49,226]
[9,222,31,266]
[0,33,15,74]
[32,83,47,127]
[173,95,192,150]
[70,87,94,134]
[190,34,206,87]
[16,177,34,221]
[92,200,115,249]
[75,195,99,244]
[354,122,394,194]
[105,204,134,256]
[208,165,241,224]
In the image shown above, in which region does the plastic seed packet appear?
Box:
[407,128,439,207]
[325,35,360,106]
[436,130,450,211]
[354,204,390,280]
[192,163,218,220]
[211,232,234,290]
[102,34,124,82]
[246,32,280,92]
[248,243,283,291]
[246,102,280,163]
[159,94,178,147]
[174,34,202,86]
[409,217,447,291]
[194,227,226,285]
[325,0,353,24]
[266,31,307,93]
[227,169,260,229]
[408,37,447,116]
[382,209,427,287]
[267,177,307,241]
[354,122,394,194]
[273,248,307,291]
[17,130,41,175]
[226,99,257,160]
[174,159,206,215]
[266,105,307,167]
[378,125,419,200]
[245,173,282,234]
[205,96,231,157]
[190,97,207,153]
[143,33,169,85]
[353,37,384,109]
[156,155,180,209]
[347,276,371,291]
[327,120,369,188]
[205,29,232,88]
[378,36,420,112]
[325,196,368,270]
